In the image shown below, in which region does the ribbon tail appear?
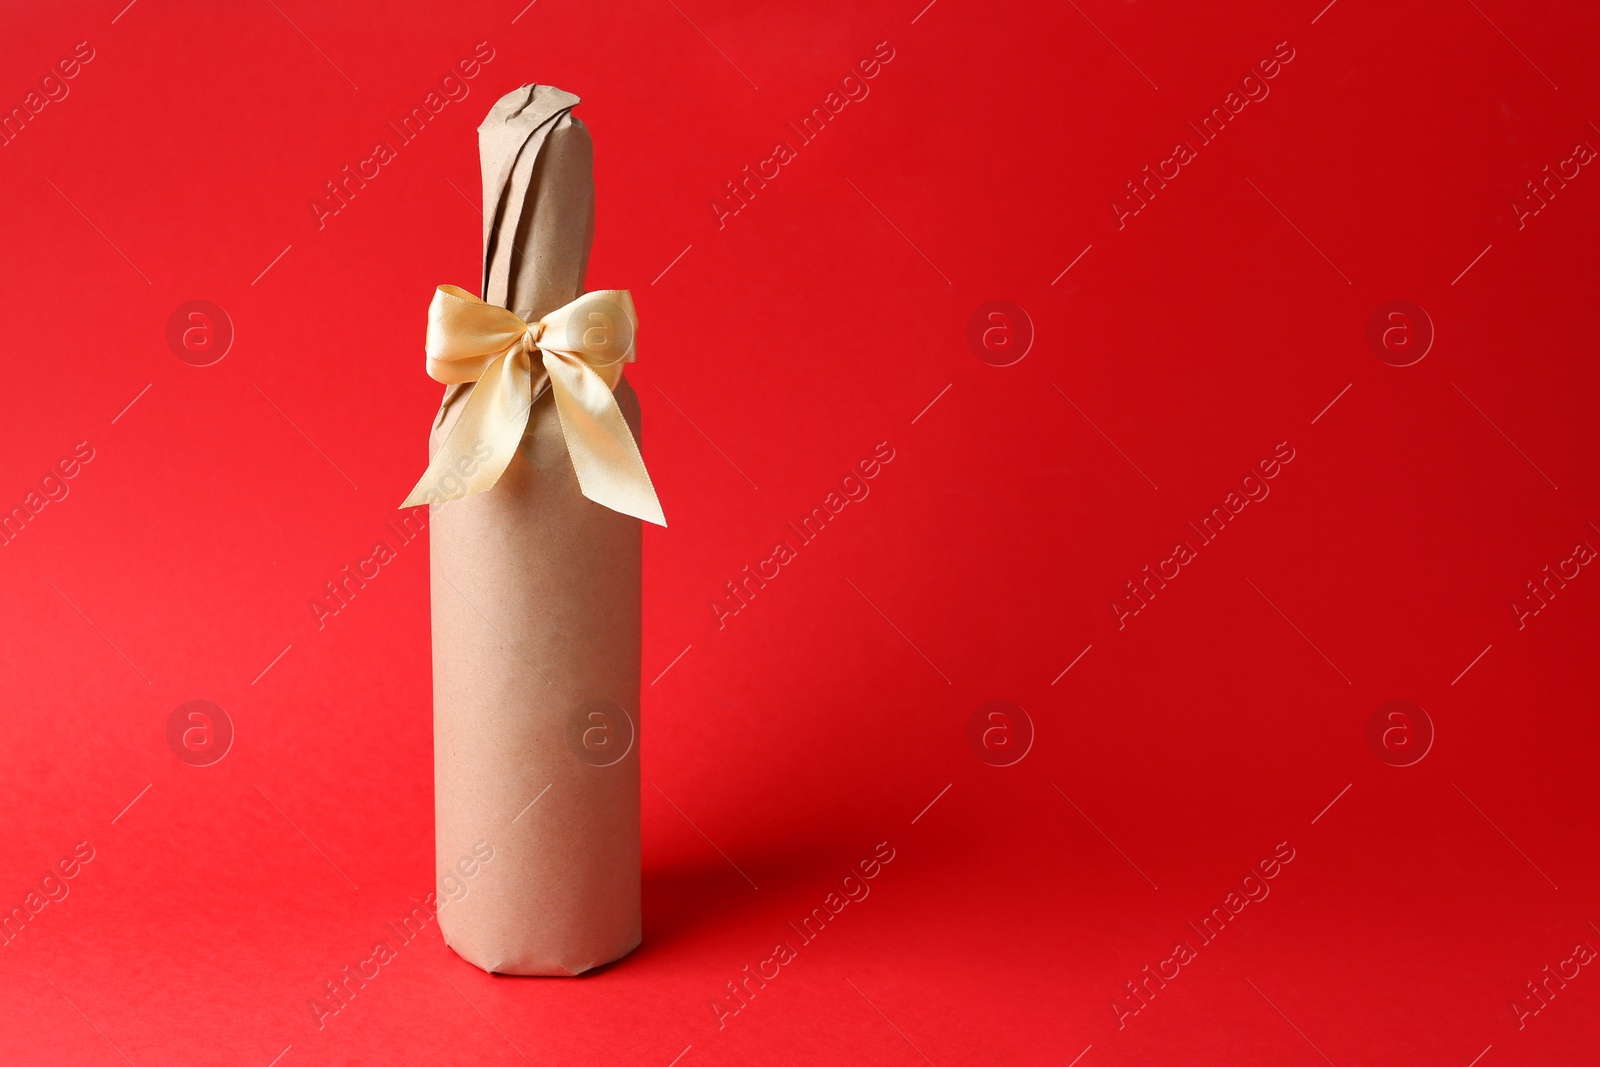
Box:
[400,352,532,507]
[542,350,667,526]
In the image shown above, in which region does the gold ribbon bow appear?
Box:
[401,285,666,526]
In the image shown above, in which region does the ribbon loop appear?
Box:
[401,286,665,527]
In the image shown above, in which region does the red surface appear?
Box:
[2,1,1598,1064]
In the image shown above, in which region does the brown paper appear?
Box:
[428,84,642,976]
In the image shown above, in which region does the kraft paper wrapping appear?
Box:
[428,85,642,975]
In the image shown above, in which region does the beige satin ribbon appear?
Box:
[401,285,666,526]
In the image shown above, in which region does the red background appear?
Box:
[3,0,1598,1064]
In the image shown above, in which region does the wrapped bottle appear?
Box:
[417,84,652,975]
